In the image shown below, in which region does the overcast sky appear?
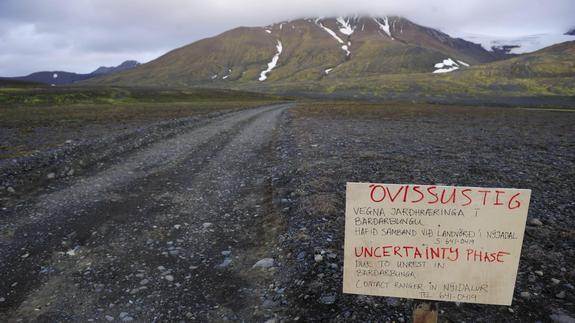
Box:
[1,0,573,76]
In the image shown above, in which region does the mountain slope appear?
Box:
[87,16,503,86]
[236,41,575,100]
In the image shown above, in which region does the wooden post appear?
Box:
[413,301,439,323]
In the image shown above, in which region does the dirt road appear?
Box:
[0,104,293,322]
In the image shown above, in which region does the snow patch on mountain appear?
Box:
[453,32,575,54]
[336,17,355,36]
[373,17,392,39]
[433,58,461,73]
[222,69,232,80]
[324,68,334,75]
[316,21,351,56]
[373,17,392,38]
[265,29,272,34]
[341,45,350,56]
[317,22,345,44]
[456,60,470,67]
[259,40,283,81]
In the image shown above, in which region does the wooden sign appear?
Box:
[343,182,531,306]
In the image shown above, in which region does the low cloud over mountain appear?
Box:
[0,0,574,76]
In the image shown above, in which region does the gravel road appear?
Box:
[0,103,293,322]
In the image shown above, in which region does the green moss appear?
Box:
[0,86,289,128]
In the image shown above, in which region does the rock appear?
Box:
[139,279,149,285]
[552,278,561,284]
[67,169,75,176]
[221,250,232,256]
[0,297,5,302]
[534,270,544,277]
[520,291,530,299]
[119,312,129,319]
[556,291,566,299]
[21,252,30,258]
[202,223,213,229]
[7,187,15,194]
[173,224,181,229]
[157,266,166,271]
[550,314,575,323]
[568,270,575,281]
[47,172,56,179]
[104,315,114,321]
[528,218,543,226]
[122,317,134,322]
[318,293,336,305]
[264,319,277,323]
[253,258,274,268]
[386,297,400,307]
[164,275,174,282]
[216,258,232,268]
[262,299,276,308]
[314,254,323,262]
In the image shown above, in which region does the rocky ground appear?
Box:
[0,102,574,322]
[273,103,575,322]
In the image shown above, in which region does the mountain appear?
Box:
[4,60,140,85]
[566,28,575,36]
[87,16,505,87]
[91,60,141,75]
[84,16,575,101]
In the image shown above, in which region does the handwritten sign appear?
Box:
[343,182,531,306]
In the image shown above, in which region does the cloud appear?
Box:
[0,0,573,75]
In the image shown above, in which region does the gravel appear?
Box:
[0,103,572,322]
[0,104,293,322]
[253,258,275,269]
[270,104,575,322]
